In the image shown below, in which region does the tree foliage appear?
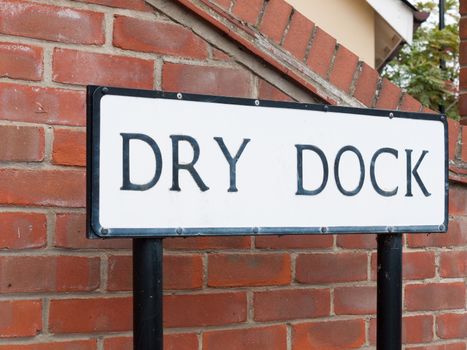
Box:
[382,0,459,119]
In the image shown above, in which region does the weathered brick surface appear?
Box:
[292,319,366,349]
[254,288,330,321]
[0,83,86,126]
[49,298,132,334]
[0,256,100,293]
[0,300,42,338]
[204,326,287,350]
[53,49,154,89]
[296,253,367,284]
[0,1,104,44]
[282,11,314,60]
[162,63,252,97]
[113,16,208,59]
[329,45,359,93]
[52,128,86,166]
[0,42,43,81]
[0,0,465,348]
[0,125,44,162]
[307,28,336,78]
[0,169,85,207]
[208,253,291,287]
[0,212,46,249]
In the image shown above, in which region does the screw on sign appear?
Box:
[87,86,448,350]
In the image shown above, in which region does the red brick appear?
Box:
[103,337,132,350]
[353,63,379,107]
[329,45,359,93]
[53,48,154,89]
[0,169,85,207]
[211,0,231,10]
[164,236,251,250]
[165,333,198,350]
[403,251,436,280]
[55,213,130,249]
[461,41,467,66]
[208,253,291,287]
[400,94,423,112]
[0,1,104,44]
[212,48,230,61]
[232,0,263,25]
[77,0,153,11]
[52,128,86,166]
[283,11,314,60]
[0,42,42,81]
[0,212,46,249]
[462,93,467,120]
[0,125,44,161]
[164,292,246,327]
[0,256,100,293]
[0,83,85,126]
[463,127,467,161]
[162,63,252,98]
[462,0,467,15]
[439,251,467,277]
[336,234,377,249]
[440,251,467,277]
[296,253,367,284]
[334,286,376,315]
[307,28,336,78]
[461,68,467,89]
[437,313,467,339]
[107,254,203,291]
[404,315,434,344]
[49,297,132,334]
[0,300,41,338]
[450,185,467,215]
[448,118,460,160]
[258,80,294,102]
[0,340,97,350]
[407,218,466,248]
[113,16,208,59]
[256,234,332,249]
[292,319,365,350]
[376,78,402,110]
[406,344,466,350]
[369,315,434,344]
[104,333,198,350]
[405,283,466,311]
[259,0,292,43]
[204,326,287,350]
[254,288,330,321]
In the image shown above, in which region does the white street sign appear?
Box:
[87,87,448,237]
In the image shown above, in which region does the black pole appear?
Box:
[376,233,403,350]
[439,0,446,114]
[133,238,164,350]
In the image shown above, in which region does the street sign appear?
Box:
[87,86,448,238]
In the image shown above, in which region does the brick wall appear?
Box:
[0,0,465,349]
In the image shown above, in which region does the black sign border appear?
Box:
[87,86,449,239]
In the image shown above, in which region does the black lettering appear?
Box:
[295,145,328,196]
[405,149,431,197]
[120,133,162,191]
[370,148,399,197]
[214,137,250,192]
[170,135,209,192]
[334,145,365,196]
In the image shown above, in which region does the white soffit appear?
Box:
[366,0,414,44]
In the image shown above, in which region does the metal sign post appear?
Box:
[377,234,403,350]
[86,86,447,350]
[133,238,163,350]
